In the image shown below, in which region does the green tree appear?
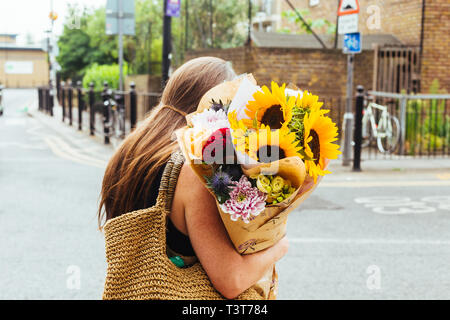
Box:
[84,7,117,66]
[181,0,247,51]
[280,9,336,35]
[56,4,92,80]
[57,0,249,80]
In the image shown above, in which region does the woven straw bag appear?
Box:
[102,151,268,300]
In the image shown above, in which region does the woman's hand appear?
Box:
[270,236,289,263]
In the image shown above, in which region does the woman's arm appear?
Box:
[174,164,289,299]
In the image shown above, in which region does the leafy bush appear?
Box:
[82,63,128,91]
[405,80,450,155]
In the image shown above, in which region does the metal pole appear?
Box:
[209,0,213,47]
[342,54,355,166]
[129,82,137,131]
[185,0,189,51]
[247,0,252,45]
[162,0,172,88]
[68,82,73,126]
[48,0,56,116]
[102,82,110,145]
[89,82,95,136]
[353,85,364,172]
[399,95,408,156]
[118,0,124,91]
[77,81,83,131]
[61,81,66,122]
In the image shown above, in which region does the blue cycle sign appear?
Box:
[343,32,362,54]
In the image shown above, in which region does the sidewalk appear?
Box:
[30,102,123,152]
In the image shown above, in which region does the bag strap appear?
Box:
[155,150,185,212]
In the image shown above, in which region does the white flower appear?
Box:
[191,109,229,132]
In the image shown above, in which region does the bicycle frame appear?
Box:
[364,102,391,139]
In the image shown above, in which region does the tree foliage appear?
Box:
[280,9,336,35]
[57,0,249,81]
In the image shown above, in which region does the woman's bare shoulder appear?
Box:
[177,163,211,197]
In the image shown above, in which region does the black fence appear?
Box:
[311,88,449,163]
[39,82,449,161]
[39,82,161,145]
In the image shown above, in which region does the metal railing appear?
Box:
[40,82,449,159]
[367,90,450,158]
[317,88,449,165]
[39,81,161,145]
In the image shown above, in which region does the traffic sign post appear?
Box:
[338,14,358,34]
[162,0,181,88]
[337,0,360,166]
[343,32,362,54]
[337,0,359,35]
[106,0,135,91]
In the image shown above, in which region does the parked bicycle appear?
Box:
[103,91,126,139]
[361,102,400,154]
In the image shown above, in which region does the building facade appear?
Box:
[250,0,448,92]
[0,34,49,88]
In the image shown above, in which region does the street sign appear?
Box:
[338,0,360,16]
[106,17,135,36]
[105,0,135,36]
[338,13,358,34]
[166,0,181,17]
[343,32,362,54]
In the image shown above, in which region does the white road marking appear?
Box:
[23,119,108,168]
[289,238,450,245]
[354,196,449,214]
[44,136,107,168]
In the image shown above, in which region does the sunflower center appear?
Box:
[257,145,286,163]
[260,105,284,129]
[308,129,320,165]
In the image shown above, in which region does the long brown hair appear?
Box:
[98,57,236,227]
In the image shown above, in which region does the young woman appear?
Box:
[98,57,289,299]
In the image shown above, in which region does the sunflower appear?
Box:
[243,82,295,130]
[247,126,301,163]
[302,111,341,183]
[296,91,329,116]
[228,110,250,154]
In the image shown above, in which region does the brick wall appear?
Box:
[421,0,450,91]
[185,46,374,98]
[277,0,423,45]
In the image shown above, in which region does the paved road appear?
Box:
[1,89,449,299]
[0,89,109,299]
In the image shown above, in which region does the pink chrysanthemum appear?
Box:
[220,176,267,223]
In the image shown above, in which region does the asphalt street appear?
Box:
[1,89,449,300]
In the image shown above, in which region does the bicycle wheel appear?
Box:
[377,115,400,153]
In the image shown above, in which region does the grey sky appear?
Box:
[0,0,106,44]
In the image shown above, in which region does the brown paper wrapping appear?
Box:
[175,76,326,299]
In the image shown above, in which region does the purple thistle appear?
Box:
[206,170,233,204]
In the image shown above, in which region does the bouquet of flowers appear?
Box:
[176,74,340,255]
